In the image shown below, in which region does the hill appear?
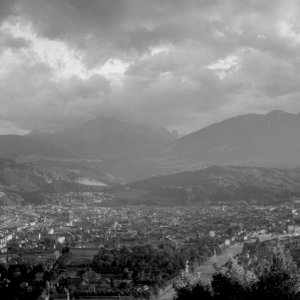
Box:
[105,166,300,206]
[0,158,107,206]
[168,110,300,167]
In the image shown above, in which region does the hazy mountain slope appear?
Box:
[29,116,177,159]
[0,135,72,159]
[0,158,107,206]
[101,110,300,181]
[105,166,300,206]
[169,110,300,166]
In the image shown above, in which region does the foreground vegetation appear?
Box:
[174,250,300,300]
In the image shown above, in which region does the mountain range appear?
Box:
[27,116,177,160]
[99,110,300,181]
[0,110,300,206]
[2,110,300,174]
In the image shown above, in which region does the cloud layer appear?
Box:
[0,0,300,134]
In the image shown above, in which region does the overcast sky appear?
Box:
[0,0,300,134]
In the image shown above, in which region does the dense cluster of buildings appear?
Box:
[0,201,298,262]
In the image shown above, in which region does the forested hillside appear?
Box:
[106,166,300,206]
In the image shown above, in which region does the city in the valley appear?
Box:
[1,195,300,299]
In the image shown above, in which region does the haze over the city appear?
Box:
[1,0,300,135]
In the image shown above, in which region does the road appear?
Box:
[158,243,244,300]
[196,243,244,281]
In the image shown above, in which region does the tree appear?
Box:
[211,257,257,300]
[254,250,299,299]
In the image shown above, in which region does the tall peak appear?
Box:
[265,110,299,120]
[266,110,288,117]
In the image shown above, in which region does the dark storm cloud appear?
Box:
[0,0,17,21]
[17,0,287,53]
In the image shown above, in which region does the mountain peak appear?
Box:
[29,115,177,160]
[266,110,294,118]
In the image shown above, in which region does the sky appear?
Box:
[0,0,300,135]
